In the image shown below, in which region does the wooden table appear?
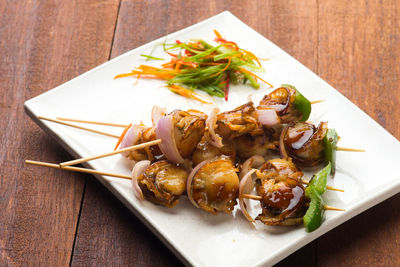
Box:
[2,0,399,266]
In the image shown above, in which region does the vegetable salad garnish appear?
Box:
[115,30,272,102]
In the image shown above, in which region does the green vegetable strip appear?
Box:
[140,54,165,61]
[324,129,338,175]
[303,163,331,232]
[303,186,325,232]
[308,163,331,195]
[281,84,312,121]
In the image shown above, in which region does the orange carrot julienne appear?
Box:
[210,57,232,77]
[239,67,273,88]
[114,123,132,150]
[167,85,211,104]
[213,29,223,39]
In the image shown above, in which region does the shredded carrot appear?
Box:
[239,67,273,88]
[114,123,132,151]
[114,73,137,79]
[210,57,232,77]
[213,29,223,39]
[240,49,262,67]
[168,85,211,104]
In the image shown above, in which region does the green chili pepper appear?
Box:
[281,84,311,121]
[324,129,338,175]
[308,163,331,195]
[303,164,330,232]
[303,186,325,232]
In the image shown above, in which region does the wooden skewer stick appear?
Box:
[301,179,344,192]
[242,194,262,200]
[56,117,129,128]
[25,160,131,180]
[322,205,345,211]
[59,139,162,167]
[242,194,345,211]
[38,116,120,138]
[337,146,365,152]
[310,100,325,104]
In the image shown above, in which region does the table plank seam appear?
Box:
[109,0,123,60]
[68,181,87,267]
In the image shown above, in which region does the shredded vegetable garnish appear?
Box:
[115,30,272,102]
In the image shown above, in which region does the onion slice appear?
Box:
[131,160,151,200]
[279,125,289,159]
[239,155,265,180]
[120,124,143,156]
[206,108,223,148]
[238,169,257,223]
[155,115,184,164]
[257,108,280,127]
[151,105,167,127]
[186,159,213,208]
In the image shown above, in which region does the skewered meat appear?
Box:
[121,125,162,162]
[283,121,328,167]
[258,86,301,123]
[137,160,188,207]
[255,158,306,225]
[188,158,239,214]
[233,134,277,160]
[216,102,263,139]
[192,135,236,166]
[169,109,207,158]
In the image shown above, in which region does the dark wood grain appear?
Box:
[317,1,400,266]
[3,0,400,266]
[0,0,120,265]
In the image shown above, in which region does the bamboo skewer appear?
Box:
[336,146,365,152]
[310,100,325,104]
[301,179,344,192]
[25,160,131,180]
[38,116,120,138]
[49,116,365,153]
[59,139,162,167]
[241,194,345,211]
[56,117,129,128]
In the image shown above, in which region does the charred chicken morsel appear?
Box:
[233,134,277,160]
[134,160,188,208]
[258,85,310,124]
[120,124,162,162]
[187,158,240,214]
[156,109,206,164]
[215,102,263,139]
[191,135,236,166]
[281,121,328,167]
[254,158,306,225]
[170,109,207,158]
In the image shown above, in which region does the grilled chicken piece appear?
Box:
[192,135,236,166]
[170,109,207,158]
[216,102,263,139]
[233,134,277,160]
[123,125,162,162]
[283,121,328,167]
[137,160,188,208]
[254,158,306,225]
[190,158,239,214]
[258,86,301,124]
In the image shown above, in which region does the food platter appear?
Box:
[24,11,400,266]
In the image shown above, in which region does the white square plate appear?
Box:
[24,11,400,266]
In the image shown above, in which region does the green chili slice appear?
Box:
[304,186,325,232]
[308,162,331,195]
[324,129,338,175]
[281,84,311,121]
